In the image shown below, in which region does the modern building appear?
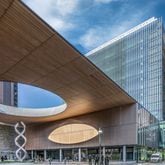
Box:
[0,82,17,106]
[0,82,17,157]
[87,17,165,121]
[0,0,163,163]
[25,105,158,162]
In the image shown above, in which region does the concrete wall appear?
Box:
[0,125,16,152]
[25,103,137,150]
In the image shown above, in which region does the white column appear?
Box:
[59,149,62,162]
[34,150,37,160]
[123,146,126,162]
[103,147,105,165]
[78,148,81,162]
[44,150,47,161]
[31,150,34,160]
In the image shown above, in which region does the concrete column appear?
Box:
[78,148,81,162]
[31,150,34,160]
[133,146,136,161]
[44,150,47,161]
[34,150,37,160]
[123,146,126,162]
[103,147,105,165]
[59,149,62,162]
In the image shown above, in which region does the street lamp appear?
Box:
[98,128,103,165]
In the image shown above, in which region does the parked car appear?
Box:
[150,153,162,163]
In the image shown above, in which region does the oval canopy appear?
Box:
[48,124,98,144]
[0,103,66,117]
[0,0,135,124]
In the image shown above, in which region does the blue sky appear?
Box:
[18,0,165,108]
[18,84,64,108]
[22,0,165,53]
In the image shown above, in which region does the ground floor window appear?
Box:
[47,149,59,161]
[105,147,123,161]
[28,145,163,163]
[35,150,44,161]
[62,148,79,161]
[136,146,165,162]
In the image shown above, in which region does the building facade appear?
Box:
[87,17,165,120]
[0,82,18,107]
[25,103,158,162]
[0,82,17,159]
[0,0,163,163]
[0,124,16,160]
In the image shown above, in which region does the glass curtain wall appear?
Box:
[137,105,159,148]
[87,17,164,120]
[137,105,159,162]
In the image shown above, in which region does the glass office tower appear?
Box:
[87,17,165,120]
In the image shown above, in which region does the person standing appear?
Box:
[1,156,4,162]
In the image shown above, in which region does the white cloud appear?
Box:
[79,27,106,50]
[23,0,78,16]
[79,0,156,52]
[54,0,79,16]
[79,12,147,51]
[22,0,78,32]
[23,0,156,52]
[94,0,119,3]
[44,17,75,32]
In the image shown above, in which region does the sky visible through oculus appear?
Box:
[17,0,165,108]
[18,83,65,108]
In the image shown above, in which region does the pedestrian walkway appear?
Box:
[3,161,165,165]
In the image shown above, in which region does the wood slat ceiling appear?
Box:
[0,0,135,124]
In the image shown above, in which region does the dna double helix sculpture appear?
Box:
[14,121,27,161]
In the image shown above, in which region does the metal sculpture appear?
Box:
[14,121,27,161]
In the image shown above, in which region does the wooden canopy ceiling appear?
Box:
[0,0,135,124]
